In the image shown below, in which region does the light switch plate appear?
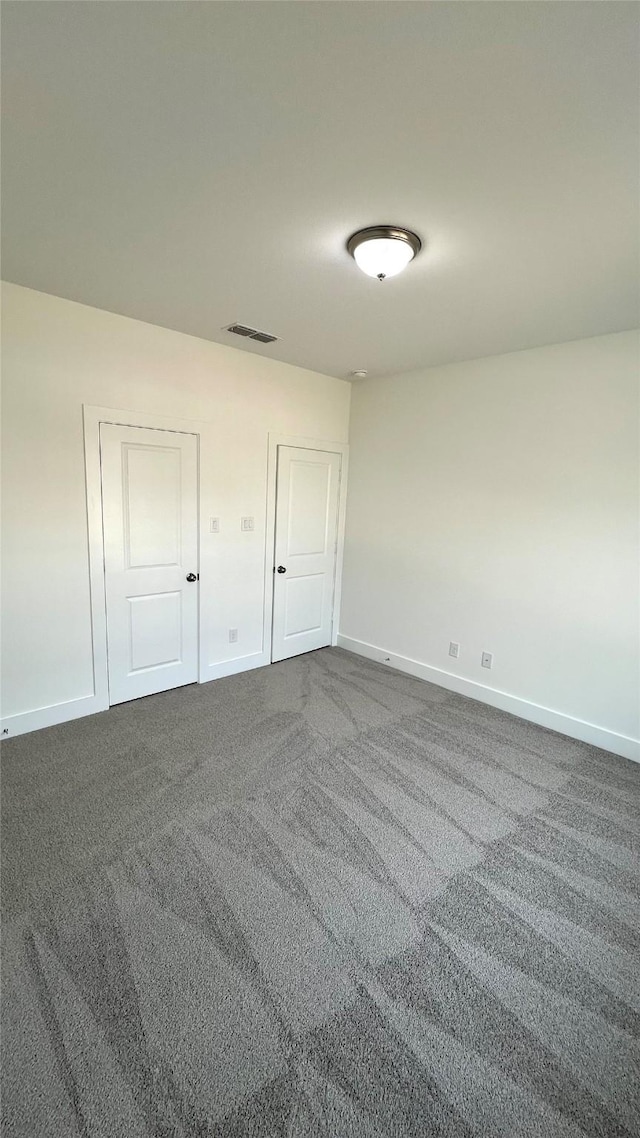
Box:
[241,516,254,532]
[209,517,220,533]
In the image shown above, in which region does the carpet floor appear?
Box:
[1,647,639,1137]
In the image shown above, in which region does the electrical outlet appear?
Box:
[449,641,460,659]
[229,628,238,643]
[209,517,220,533]
[481,651,493,669]
[241,516,254,532]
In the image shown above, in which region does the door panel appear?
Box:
[287,462,332,555]
[128,592,182,673]
[123,445,181,568]
[284,573,325,638]
[100,423,198,704]
[272,446,341,662]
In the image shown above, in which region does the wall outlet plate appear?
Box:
[229,628,238,643]
[481,651,493,669]
[449,641,460,659]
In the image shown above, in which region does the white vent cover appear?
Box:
[225,323,278,344]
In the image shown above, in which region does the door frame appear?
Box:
[83,404,203,710]
[263,433,349,663]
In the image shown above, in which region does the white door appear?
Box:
[100,423,199,705]
[272,446,341,663]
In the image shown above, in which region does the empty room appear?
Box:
[1,2,639,1136]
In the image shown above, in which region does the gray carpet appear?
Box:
[1,647,639,1137]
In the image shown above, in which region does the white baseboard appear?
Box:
[200,651,269,684]
[0,693,109,739]
[5,643,636,764]
[337,635,640,764]
[1,653,270,739]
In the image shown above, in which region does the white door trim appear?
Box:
[83,404,204,711]
[263,434,349,663]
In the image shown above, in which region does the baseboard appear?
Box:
[0,693,109,739]
[1,654,270,739]
[5,644,636,762]
[337,635,640,764]
[200,651,270,684]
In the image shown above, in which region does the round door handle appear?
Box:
[277,565,287,574]
[186,573,197,582]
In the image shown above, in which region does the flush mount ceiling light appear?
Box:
[347,225,422,281]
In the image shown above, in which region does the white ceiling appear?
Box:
[2,1,638,379]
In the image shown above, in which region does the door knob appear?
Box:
[276,565,287,574]
[186,573,197,582]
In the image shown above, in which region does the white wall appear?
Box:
[3,285,638,759]
[1,283,350,731]
[340,332,640,760]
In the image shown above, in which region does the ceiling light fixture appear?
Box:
[347,225,422,281]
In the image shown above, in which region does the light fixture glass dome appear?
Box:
[347,226,422,280]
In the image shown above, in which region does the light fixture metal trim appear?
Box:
[346,225,422,261]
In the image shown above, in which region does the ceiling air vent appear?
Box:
[225,323,278,344]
